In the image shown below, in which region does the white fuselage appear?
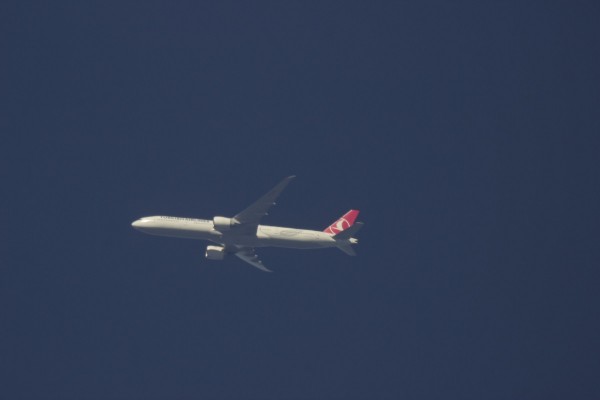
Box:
[131,216,343,250]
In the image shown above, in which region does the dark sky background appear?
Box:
[2,1,600,399]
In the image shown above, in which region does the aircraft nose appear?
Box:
[131,220,142,228]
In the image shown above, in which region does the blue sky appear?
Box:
[2,1,599,399]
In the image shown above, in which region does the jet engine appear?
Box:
[212,216,238,231]
[205,245,225,260]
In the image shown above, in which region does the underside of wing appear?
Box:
[234,248,272,272]
[232,176,295,232]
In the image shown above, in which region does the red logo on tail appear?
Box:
[324,210,359,235]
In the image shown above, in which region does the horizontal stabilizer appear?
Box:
[337,244,356,256]
[334,221,364,240]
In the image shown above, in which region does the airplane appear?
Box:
[131,176,363,272]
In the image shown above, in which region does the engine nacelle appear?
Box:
[205,245,225,260]
[212,216,237,231]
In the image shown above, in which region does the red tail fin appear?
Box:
[324,210,359,235]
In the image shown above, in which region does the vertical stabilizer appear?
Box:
[324,210,359,235]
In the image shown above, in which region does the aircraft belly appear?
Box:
[255,228,333,249]
[260,239,328,249]
[149,229,212,240]
[221,235,262,247]
[139,222,215,240]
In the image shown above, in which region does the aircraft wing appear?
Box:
[233,175,295,231]
[235,248,272,273]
